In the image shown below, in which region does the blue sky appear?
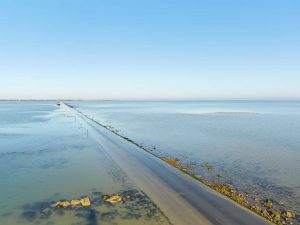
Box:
[0,0,299,100]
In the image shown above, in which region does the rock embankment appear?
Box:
[160,156,297,225]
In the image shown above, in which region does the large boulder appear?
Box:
[269,209,281,221]
[283,210,295,218]
[51,201,70,208]
[80,197,91,207]
[70,199,81,207]
[264,200,272,208]
[105,194,122,203]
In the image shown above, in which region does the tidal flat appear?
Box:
[1,100,300,225]
[0,101,171,225]
[67,100,300,224]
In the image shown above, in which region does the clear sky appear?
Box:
[0,0,299,100]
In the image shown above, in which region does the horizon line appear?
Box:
[1,98,300,102]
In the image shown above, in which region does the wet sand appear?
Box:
[65,103,273,225]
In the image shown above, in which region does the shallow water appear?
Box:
[0,101,171,225]
[68,100,300,218]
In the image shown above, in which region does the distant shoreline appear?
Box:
[1,99,300,102]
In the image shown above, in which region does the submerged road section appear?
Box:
[64,103,272,225]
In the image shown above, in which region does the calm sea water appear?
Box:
[69,100,300,217]
[0,101,171,225]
